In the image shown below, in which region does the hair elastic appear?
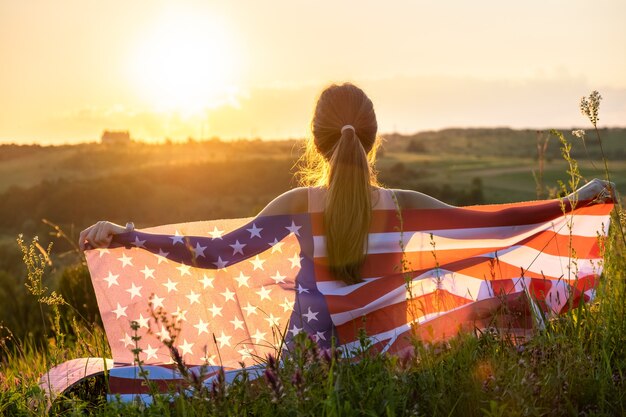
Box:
[341,125,355,133]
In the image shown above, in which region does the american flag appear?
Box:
[40,197,613,401]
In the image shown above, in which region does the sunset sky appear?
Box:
[1,0,625,144]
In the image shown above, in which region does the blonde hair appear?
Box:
[297,83,380,284]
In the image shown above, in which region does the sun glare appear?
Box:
[129,9,240,116]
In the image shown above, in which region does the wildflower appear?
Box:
[571,129,586,139]
[580,91,602,127]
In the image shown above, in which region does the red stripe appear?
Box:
[108,376,188,395]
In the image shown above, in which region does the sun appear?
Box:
[129,9,240,116]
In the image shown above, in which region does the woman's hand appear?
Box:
[571,178,616,202]
[79,221,127,251]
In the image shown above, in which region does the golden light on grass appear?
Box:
[128,7,241,117]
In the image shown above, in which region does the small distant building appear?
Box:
[101,130,131,145]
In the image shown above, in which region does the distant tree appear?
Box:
[406,139,426,153]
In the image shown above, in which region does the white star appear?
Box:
[112,303,127,319]
[229,240,246,255]
[297,284,310,294]
[194,319,209,335]
[140,266,155,280]
[176,263,191,276]
[134,313,149,329]
[288,253,302,269]
[216,331,231,348]
[256,286,272,301]
[150,294,165,309]
[96,248,110,257]
[289,324,303,337]
[269,238,284,253]
[201,353,217,365]
[119,333,133,348]
[117,253,133,267]
[234,272,251,288]
[251,329,266,343]
[178,339,194,357]
[270,271,287,284]
[280,297,292,312]
[144,344,158,361]
[192,242,207,259]
[209,226,225,239]
[163,278,179,293]
[103,271,119,288]
[170,231,185,245]
[242,302,258,316]
[172,306,188,322]
[125,283,142,299]
[208,303,223,318]
[238,344,253,360]
[265,313,280,327]
[246,223,263,238]
[249,255,266,271]
[220,288,236,303]
[303,307,319,322]
[285,221,302,236]
[156,248,169,264]
[132,236,146,249]
[213,256,228,269]
[186,290,201,305]
[200,274,214,289]
[230,316,244,330]
[156,325,170,342]
[314,331,327,342]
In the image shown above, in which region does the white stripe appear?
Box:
[313,215,609,257]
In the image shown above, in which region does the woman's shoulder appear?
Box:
[257,187,310,216]
[390,188,454,210]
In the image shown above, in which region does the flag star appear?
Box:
[251,329,266,343]
[96,248,110,258]
[117,253,133,267]
[192,242,207,259]
[156,248,170,264]
[269,238,284,253]
[194,319,209,335]
[163,278,179,293]
[264,313,280,327]
[250,255,266,271]
[150,294,165,309]
[213,256,228,269]
[220,288,236,303]
[303,307,319,322]
[201,353,217,365]
[156,325,171,342]
[238,345,253,360]
[229,240,246,255]
[270,271,287,284]
[256,286,272,301]
[178,339,194,356]
[141,266,155,279]
[209,226,225,239]
[230,316,244,330]
[285,221,302,236]
[208,303,223,318]
[314,331,327,342]
[246,223,263,238]
[200,274,214,289]
[172,306,188,322]
[103,271,119,288]
[144,344,158,361]
[134,313,150,329]
[216,331,232,348]
[235,272,251,288]
[186,290,201,305]
[119,333,133,348]
[132,236,146,249]
[176,263,192,276]
[112,303,127,319]
[242,302,258,316]
[170,231,185,245]
[288,253,302,269]
[125,283,143,299]
[297,284,310,294]
[280,297,292,312]
[289,324,303,337]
